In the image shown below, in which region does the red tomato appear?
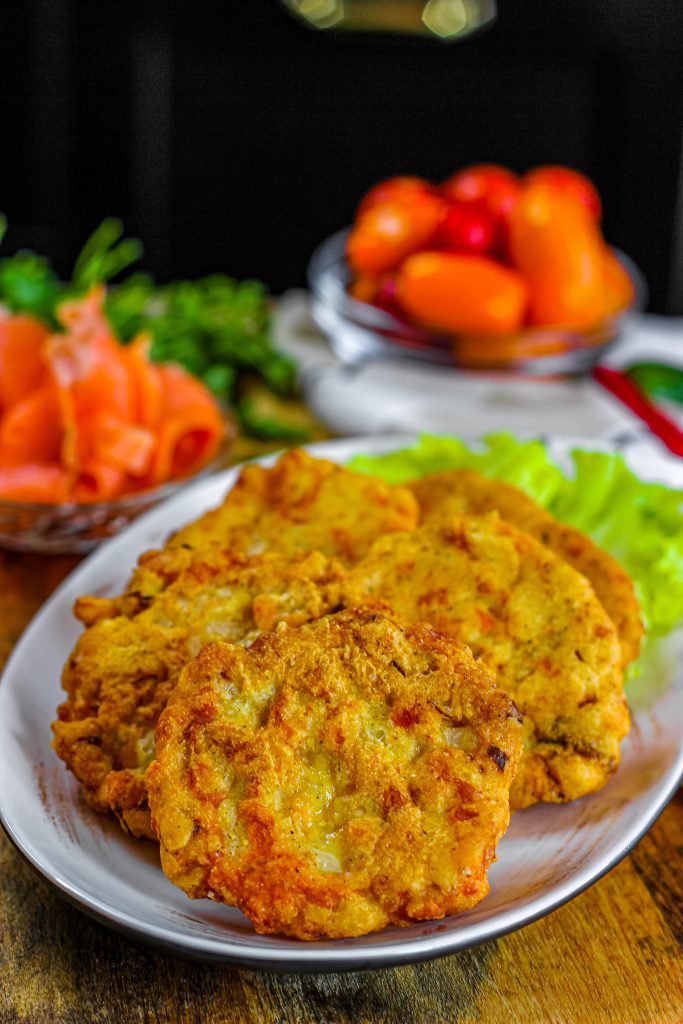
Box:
[601,250,635,315]
[375,275,398,309]
[346,193,445,276]
[358,176,435,215]
[442,165,521,224]
[348,274,400,313]
[438,202,496,256]
[523,166,602,221]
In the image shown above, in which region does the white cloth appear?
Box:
[273,290,683,442]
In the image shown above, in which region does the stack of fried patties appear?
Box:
[52,450,639,940]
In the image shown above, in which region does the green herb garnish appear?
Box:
[106,275,297,407]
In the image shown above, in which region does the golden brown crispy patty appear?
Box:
[169,448,419,563]
[52,549,363,838]
[146,610,523,940]
[351,516,629,810]
[411,469,642,667]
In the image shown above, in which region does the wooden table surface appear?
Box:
[1,547,682,1024]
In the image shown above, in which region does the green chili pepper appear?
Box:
[625,362,683,405]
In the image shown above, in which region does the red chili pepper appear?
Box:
[592,365,683,456]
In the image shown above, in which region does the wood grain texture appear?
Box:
[1,547,682,1024]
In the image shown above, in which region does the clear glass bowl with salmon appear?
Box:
[0,289,233,553]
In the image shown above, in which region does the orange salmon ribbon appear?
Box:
[0,288,224,503]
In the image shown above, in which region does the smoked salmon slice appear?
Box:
[43,287,136,475]
[0,288,225,504]
[0,314,49,410]
[90,413,156,477]
[146,364,224,485]
[72,460,128,503]
[0,382,62,466]
[0,464,70,503]
[124,335,165,431]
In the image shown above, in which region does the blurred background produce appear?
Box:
[1,0,682,469]
[1,1,681,313]
[344,164,635,344]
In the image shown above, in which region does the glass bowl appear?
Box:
[0,419,237,555]
[308,229,647,376]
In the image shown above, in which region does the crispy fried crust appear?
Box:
[52,549,366,838]
[146,610,523,940]
[352,516,629,810]
[169,448,419,563]
[411,469,643,667]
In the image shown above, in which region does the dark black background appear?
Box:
[2,0,682,310]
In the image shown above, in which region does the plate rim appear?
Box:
[1,432,682,971]
[2,756,681,973]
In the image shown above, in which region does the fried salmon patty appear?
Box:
[146,610,523,940]
[52,548,364,838]
[411,469,642,667]
[169,448,419,563]
[351,515,629,810]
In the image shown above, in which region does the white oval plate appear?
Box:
[1,435,682,972]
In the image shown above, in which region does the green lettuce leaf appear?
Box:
[350,433,683,642]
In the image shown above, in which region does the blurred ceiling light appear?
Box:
[422,0,495,38]
[282,0,345,30]
[280,0,496,38]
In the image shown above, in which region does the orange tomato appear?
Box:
[523,166,602,221]
[348,275,380,303]
[346,194,445,276]
[358,176,436,215]
[395,252,528,336]
[455,333,570,366]
[508,183,606,328]
[601,249,635,316]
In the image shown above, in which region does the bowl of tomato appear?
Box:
[308,165,646,374]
